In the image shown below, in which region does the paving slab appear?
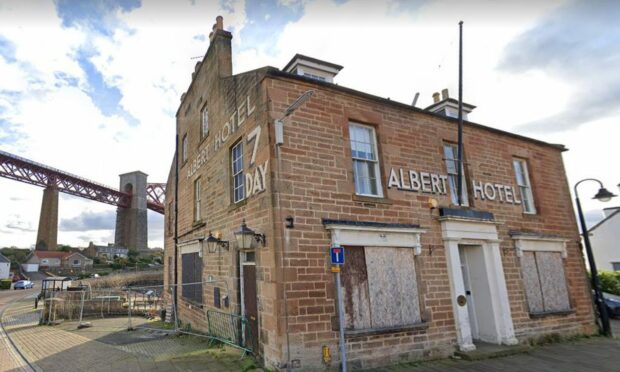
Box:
[1,296,257,371]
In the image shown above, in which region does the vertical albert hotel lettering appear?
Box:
[187,95,255,179]
[185,95,268,201]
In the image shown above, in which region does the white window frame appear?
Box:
[194,177,201,222]
[231,141,245,203]
[349,123,383,197]
[182,135,188,163]
[443,143,469,206]
[513,159,536,214]
[201,105,209,138]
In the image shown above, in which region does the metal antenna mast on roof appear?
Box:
[457,21,464,206]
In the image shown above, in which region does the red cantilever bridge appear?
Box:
[0,149,165,251]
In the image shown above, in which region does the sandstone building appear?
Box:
[163,17,595,370]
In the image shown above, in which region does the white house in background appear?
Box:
[589,206,620,271]
[0,253,10,279]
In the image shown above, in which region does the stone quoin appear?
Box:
[164,17,596,371]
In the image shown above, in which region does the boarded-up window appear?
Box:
[181,252,203,304]
[341,246,421,330]
[521,251,570,313]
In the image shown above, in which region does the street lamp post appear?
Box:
[574,178,617,336]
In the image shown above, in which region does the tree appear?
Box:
[58,245,71,252]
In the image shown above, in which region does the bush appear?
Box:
[0,279,11,290]
[599,271,620,295]
[77,272,91,280]
[81,270,163,289]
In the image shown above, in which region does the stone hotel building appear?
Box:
[163,17,596,370]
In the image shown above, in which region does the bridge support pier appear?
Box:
[115,171,148,252]
[36,185,58,251]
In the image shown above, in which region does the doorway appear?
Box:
[441,217,518,351]
[240,252,258,353]
[458,245,495,342]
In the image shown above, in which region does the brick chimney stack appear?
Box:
[205,16,232,78]
[432,92,440,103]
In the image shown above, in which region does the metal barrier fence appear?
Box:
[41,285,164,327]
[206,309,252,352]
[39,280,254,355]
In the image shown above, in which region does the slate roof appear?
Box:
[589,208,620,232]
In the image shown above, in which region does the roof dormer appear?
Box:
[283,54,343,83]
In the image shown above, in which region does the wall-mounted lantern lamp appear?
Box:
[234,219,266,250]
[206,231,229,253]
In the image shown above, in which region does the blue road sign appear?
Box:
[331,246,345,265]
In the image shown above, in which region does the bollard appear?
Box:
[127,289,134,331]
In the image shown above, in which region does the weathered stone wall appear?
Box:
[262,75,594,370]
[165,19,280,360]
[164,18,594,371]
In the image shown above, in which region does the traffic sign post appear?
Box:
[331,246,345,264]
[330,246,347,372]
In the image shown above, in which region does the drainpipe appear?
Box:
[174,133,179,318]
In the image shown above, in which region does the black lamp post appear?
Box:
[574,178,617,336]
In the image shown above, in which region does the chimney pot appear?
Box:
[216,16,223,30]
[432,92,440,103]
[441,89,449,100]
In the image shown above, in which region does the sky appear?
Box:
[0,0,618,249]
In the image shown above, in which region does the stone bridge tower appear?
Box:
[35,185,59,251]
[115,171,148,252]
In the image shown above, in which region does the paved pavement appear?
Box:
[0,283,39,372]
[377,336,620,371]
[3,287,620,371]
[1,293,256,372]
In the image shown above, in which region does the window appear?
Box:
[231,141,245,203]
[349,123,383,197]
[443,143,468,205]
[182,135,188,163]
[341,246,421,331]
[521,251,570,313]
[73,259,79,265]
[612,262,620,271]
[303,72,326,81]
[513,159,536,214]
[194,178,201,222]
[181,252,203,304]
[201,105,209,138]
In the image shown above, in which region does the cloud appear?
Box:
[4,220,36,233]
[55,0,141,36]
[60,210,116,231]
[499,0,620,132]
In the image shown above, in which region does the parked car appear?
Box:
[603,292,620,318]
[14,280,34,290]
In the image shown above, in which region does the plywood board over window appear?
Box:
[521,251,570,314]
[341,246,421,332]
[341,247,371,330]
